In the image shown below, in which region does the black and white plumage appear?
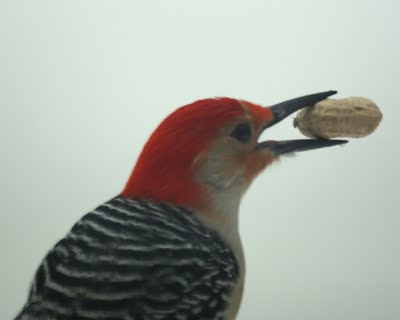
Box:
[16,197,239,320]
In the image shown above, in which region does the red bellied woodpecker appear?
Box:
[16,91,346,320]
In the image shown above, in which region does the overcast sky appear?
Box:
[1,1,399,319]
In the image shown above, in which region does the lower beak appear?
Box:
[259,139,347,155]
[260,90,348,155]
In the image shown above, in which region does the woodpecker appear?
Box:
[16,91,346,320]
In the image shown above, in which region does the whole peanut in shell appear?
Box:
[293,97,382,139]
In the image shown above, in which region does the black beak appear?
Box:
[261,90,348,155]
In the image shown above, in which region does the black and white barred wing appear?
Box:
[16,197,238,320]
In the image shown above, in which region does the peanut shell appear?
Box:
[293,97,382,139]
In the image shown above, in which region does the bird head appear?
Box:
[123,91,346,223]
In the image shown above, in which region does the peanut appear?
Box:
[293,97,382,139]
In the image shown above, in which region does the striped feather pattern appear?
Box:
[16,197,239,320]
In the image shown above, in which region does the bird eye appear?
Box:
[230,123,252,143]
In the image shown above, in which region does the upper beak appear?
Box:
[260,90,348,155]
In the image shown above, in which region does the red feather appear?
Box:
[122,98,244,208]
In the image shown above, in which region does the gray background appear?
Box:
[1,1,399,319]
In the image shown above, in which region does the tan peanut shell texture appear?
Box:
[293,97,382,139]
